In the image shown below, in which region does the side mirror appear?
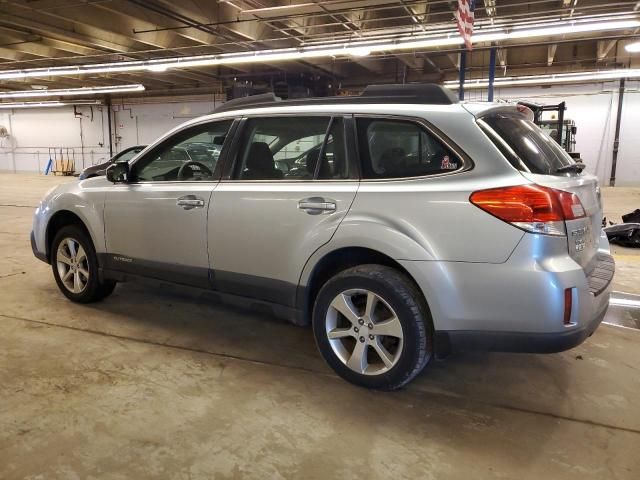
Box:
[106,161,130,183]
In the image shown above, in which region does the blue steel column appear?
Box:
[458,50,466,101]
[488,47,497,102]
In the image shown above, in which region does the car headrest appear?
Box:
[246,142,275,171]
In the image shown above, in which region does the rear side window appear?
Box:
[480,112,574,175]
[356,118,460,179]
[233,116,349,180]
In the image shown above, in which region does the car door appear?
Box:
[208,114,358,306]
[103,119,234,288]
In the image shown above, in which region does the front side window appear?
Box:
[113,146,145,163]
[357,118,460,179]
[233,116,348,180]
[133,120,232,182]
[480,112,574,175]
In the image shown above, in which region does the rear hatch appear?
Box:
[519,172,602,269]
[477,108,602,269]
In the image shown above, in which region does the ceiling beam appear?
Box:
[597,39,617,61]
[547,44,557,66]
[0,12,132,52]
[497,48,507,73]
[0,25,104,59]
[447,53,460,71]
[396,53,424,72]
[0,23,106,57]
[0,3,226,87]
[483,0,497,24]
[37,37,104,56]
[0,46,36,62]
[4,4,172,51]
[149,0,265,45]
[95,1,219,48]
[0,32,72,59]
[424,55,443,75]
[352,57,388,75]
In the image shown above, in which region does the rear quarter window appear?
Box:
[356,118,461,179]
[479,112,575,175]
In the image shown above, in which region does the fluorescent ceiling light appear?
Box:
[626,41,640,52]
[0,84,144,99]
[444,68,640,89]
[349,47,372,57]
[0,100,103,109]
[0,16,638,80]
[147,64,169,72]
[242,2,315,13]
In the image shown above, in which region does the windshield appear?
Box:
[480,112,575,175]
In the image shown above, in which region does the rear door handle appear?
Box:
[298,197,337,215]
[177,195,205,210]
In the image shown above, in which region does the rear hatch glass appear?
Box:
[479,111,603,270]
[479,111,575,175]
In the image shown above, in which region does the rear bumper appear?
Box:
[439,296,608,353]
[31,230,48,263]
[399,233,615,355]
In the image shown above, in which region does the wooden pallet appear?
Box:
[53,159,75,176]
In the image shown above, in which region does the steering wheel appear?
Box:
[177,161,213,180]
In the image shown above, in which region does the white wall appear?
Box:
[0,98,221,174]
[1,85,639,185]
[111,100,220,150]
[615,89,640,185]
[0,106,110,172]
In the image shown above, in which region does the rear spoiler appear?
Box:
[514,102,538,122]
[462,103,527,119]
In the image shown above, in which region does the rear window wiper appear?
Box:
[555,163,586,174]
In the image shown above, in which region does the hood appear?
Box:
[43,175,110,203]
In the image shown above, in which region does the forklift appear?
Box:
[517,101,580,160]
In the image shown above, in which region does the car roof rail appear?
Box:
[213,92,282,113]
[212,83,458,113]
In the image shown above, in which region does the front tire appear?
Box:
[312,264,432,390]
[51,225,116,303]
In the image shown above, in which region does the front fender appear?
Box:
[33,179,108,258]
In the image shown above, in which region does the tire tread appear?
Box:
[313,264,433,390]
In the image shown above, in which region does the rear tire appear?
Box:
[51,225,116,303]
[312,264,432,390]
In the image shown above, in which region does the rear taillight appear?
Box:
[469,184,586,236]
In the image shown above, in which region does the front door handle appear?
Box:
[298,197,337,215]
[177,195,205,210]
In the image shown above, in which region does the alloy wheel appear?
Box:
[56,237,89,294]
[325,289,404,375]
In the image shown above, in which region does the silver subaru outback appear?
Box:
[31,84,614,390]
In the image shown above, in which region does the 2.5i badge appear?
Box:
[571,225,590,252]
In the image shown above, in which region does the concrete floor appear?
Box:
[1,173,640,479]
[601,187,640,295]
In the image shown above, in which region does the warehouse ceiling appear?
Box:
[0,0,639,98]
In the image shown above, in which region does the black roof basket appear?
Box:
[361,84,458,104]
[212,83,457,113]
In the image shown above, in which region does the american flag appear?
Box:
[455,0,476,51]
